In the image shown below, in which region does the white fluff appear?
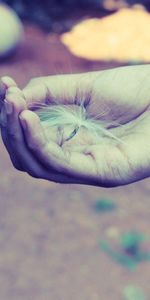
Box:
[35,102,123,144]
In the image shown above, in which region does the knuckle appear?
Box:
[8,130,20,142]
[6,86,20,94]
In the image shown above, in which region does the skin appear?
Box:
[1,65,150,187]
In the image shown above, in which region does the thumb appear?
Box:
[22,72,94,109]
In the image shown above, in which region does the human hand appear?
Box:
[1,65,150,187]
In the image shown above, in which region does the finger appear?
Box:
[22,72,94,109]
[1,76,17,88]
[1,124,24,171]
[1,92,82,183]
[1,87,27,170]
[23,81,50,109]
[0,76,17,109]
[1,90,47,175]
[0,76,18,116]
[0,81,7,102]
[0,76,17,98]
[19,110,66,171]
[0,100,25,171]
[19,110,97,179]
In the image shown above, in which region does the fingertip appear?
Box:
[5,88,27,112]
[1,76,17,89]
[19,110,41,125]
[19,110,47,149]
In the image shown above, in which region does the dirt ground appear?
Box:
[0,25,150,300]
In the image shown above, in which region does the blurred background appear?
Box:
[0,1,150,299]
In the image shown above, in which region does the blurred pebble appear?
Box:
[105,226,120,239]
[0,4,23,57]
[123,285,147,300]
[93,199,116,213]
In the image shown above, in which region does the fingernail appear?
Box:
[19,116,27,130]
[0,105,7,126]
[4,100,13,114]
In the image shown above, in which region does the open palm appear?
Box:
[1,65,150,187]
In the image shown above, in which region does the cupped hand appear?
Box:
[1,65,150,187]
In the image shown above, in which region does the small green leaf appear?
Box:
[93,199,116,213]
[100,231,150,270]
[120,232,146,256]
[100,240,137,270]
[123,285,147,300]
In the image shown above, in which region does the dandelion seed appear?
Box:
[35,103,124,145]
